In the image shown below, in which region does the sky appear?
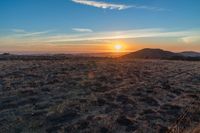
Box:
[0,0,200,53]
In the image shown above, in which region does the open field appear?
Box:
[0,58,200,133]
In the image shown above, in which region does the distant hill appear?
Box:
[78,52,128,58]
[1,49,200,61]
[0,54,75,60]
[122,48,200,61]
[179,51,200,57]
[123,48,181,59]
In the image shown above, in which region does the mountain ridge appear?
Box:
[122,48,200,61]
[179,51,200,57]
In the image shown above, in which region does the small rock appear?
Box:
[116,95,135,105]
[96,98,106,106]
[46,109,79,125]
[77,120,89,129]
[116,115,134,126]
[100,127,109,133]
[126,125,138,132]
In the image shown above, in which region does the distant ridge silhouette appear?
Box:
[180,51,200,57]
[123,48,180,59]
[122,48,200,61]
[1,49,200,61]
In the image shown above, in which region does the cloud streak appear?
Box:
[71,0,168,11]
[72,28,93,32]
[1,28,199,46]
[71,0,131,10]
[9,29,52,37]
[11,29,26,33]
[131,5,168,11]
[44,29,190,43]
[182,36,200,43]
[16,31,51,37]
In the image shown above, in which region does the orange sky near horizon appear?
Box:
[1,40,200,54]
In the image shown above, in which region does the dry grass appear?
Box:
[182,125,200,133]
[0,58,199,133]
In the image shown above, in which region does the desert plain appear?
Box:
[0,57,200,133]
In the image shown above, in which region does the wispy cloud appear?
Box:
[10,29,52,37]
[72,28,93,32]
[71,0,131,10]
[44,29,190,43]
[181,36,200,43]
[71,0,168,11]
[131,5,168,11]
[11,29,26,33]
[0,29,53,46]
[1,28,199,46]
[17,31,51,37]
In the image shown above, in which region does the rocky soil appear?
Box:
[0,58,199,133]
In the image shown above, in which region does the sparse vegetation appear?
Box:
[0,57,199,132]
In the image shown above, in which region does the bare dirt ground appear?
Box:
[0,58,199,133]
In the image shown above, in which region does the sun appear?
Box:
[114,44,122,51]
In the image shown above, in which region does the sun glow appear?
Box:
[109,42,129,53]
[114,44,123,51]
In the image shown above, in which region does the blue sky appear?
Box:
[0,0,200,53]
